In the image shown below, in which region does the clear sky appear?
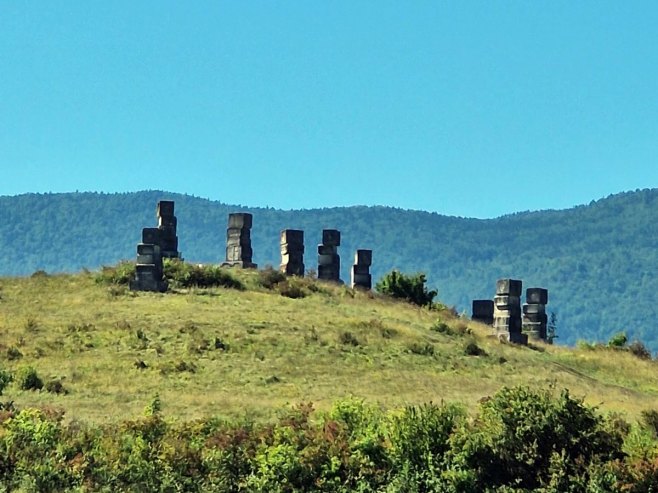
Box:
[1,1,657,218]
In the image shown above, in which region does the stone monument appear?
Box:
[280,229,305,276]
[523,288,549,342]
[156,200,179,259]
[350,249,372,289]
[223,213,257,268]
[129,243,168,292]
[317,229,341,282]
[494,278,527,345]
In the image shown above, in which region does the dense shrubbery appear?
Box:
[95,260,244,290]
[375,270,438,308]
[0,385,657,491]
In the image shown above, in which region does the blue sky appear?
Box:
[1,1,657,218]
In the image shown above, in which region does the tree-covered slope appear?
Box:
[1,189,658,348]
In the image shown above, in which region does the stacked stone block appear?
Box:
[471,299,494,325]
[523,288,549,342]
[317,229,341,282]
[494,278,527,345]
[129,243,167,292]
[350,249,372,290]
[280,229,305,276]
[156,200,179,259]
[223,213,257,268]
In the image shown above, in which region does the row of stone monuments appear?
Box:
[129,204,373,291]
[472,279,549,345]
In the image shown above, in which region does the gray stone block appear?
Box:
[352,264,370,275]
[280,229,304,245]
[227,245,253,262]
[137,243,160,256]
[318,253,339,266]
[322,229,341,246]
[318,244,338,255]
[228,213,253,229]
[472,300,494,318]
[496,278,522,296]
[354,249,372,266]
[281,243,305,255]
[142,228,162,244]
[157,200,175,218]
[526,288,548,305]
[351,271,372,289]
[494,295,521,309]
[158,216,177,231]
[318,264,340,281]
[524,313,548,324]
[523,303,546,315]
[227,227,250,239]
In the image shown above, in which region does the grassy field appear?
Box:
[1,267,657,425]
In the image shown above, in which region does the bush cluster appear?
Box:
[375,270,437,308]
[0,385,656,491]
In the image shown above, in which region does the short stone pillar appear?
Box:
[523,288,549,342]
[494,278,526,345]
[317,229,341,282]
[129,243,168,292]
[156,201,180,259]
[280,229,304,276]
[471,300,494,325]
[223,213,257,268]
[350,249,372,289]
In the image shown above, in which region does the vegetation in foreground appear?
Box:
[1,264,658,489]
[1,385,658,491]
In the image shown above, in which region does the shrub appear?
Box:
[95,261,135,285]
[375,270,437,308]
[0,369,12,395]
[464,341,486,356]
[628,340,652,360]
[339,331,360,346]
[608,332,628,348]
[408,342,435,356]
[164,260,244,290]
[16,366,43,391]
[45,379,67,395]
[277,279,308,299]
[258,266,287,289]
[6,346,23,361]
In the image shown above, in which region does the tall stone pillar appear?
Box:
[156,200,179,259]
[223,213,257,268]
[523,288,549,342]
[494,278,526,345]
[350,249,372,289]
[280,229,305,276]
[317,229,341,282]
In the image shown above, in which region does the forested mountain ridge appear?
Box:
[1,189,658,349]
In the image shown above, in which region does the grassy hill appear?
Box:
[2,268,658,491]
[1,267,657,425]
[2,189,658,349]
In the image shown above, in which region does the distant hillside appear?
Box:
[2,189,658,349]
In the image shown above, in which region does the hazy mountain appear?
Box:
[2,189,658,349]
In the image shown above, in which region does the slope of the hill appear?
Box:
[1,270,657,425]
[1,189,658,348]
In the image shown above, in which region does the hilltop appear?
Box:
[0,267,657,424]
[2,189,658,349]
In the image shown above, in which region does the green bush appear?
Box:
[608,331,628,348]
[95,261,135,285]
[15,366,43,391]
[375,270,437,308]
[164,260,244,290]
[258,266,287,289]
[0,369,12,395]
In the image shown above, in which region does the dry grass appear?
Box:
[1,269,658,424]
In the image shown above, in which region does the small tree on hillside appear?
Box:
[375,270,437,308]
